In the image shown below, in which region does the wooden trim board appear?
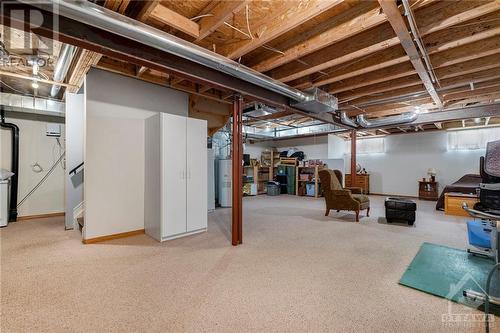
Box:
[82,229,145,244]
[17,212,65,221]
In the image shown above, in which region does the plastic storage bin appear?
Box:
[266,182,280,196]
[0,180,8,227]
[467,220,493,249]
[306,182,315,196]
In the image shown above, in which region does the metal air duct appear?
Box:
[1,92,65,116]
[50,43,76,97]
[356,112,418,128]
[340,111,358,128]
[33,0,337,112]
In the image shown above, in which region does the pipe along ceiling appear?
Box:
[32,0,418,129]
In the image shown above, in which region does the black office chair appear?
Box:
[476,140,500,213]
[462,140,500,331]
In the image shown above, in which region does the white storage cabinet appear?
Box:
[145,113,207,241]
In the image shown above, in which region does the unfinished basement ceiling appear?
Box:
[1,0,499,134]
[96,0,500,118]
[0,26,63,98]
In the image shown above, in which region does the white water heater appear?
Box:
[218,159,232,207]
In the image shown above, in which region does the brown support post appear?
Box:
[231,95,243,246]
[237,96,243,244]
[351,129,357,186]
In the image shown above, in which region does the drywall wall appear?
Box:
[245,130,485,197]
[328,134,347,159]
[65,92,84,229]
[278,136,328,159]
[84,107,151,239]
[84,69,189,239]
[257,136,329,159]
[244,142,268,159]
[0,117,65,217]
[352,131,484,196]
[84,68,188,117]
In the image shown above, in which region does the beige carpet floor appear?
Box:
[1,195,498,333]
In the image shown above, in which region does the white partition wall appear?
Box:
[85,108,150,239]
[65,92,85,230]
[84,69,190,241]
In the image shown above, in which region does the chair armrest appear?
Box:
[331,189,352,197]
[346,187,363,194]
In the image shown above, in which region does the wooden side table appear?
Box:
[444,192,479,217]
[418,180,438,201]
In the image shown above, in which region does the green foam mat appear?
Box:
[399,242,500,316]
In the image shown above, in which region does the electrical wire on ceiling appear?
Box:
[262,44,285,55]
[295,58,309,66]
[223,22,252,39]
[190,13,213,21]
[245,4,253,40]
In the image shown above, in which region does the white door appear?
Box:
[186,118,208,232]
[162,113,187,238]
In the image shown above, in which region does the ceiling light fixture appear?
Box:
[31,81,39,89]
[32,63,39,76]
[27,56,46,68]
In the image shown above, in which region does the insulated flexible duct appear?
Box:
[356,112,418,128]
[340,111,358,128]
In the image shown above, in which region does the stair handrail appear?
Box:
[69,161,84,176]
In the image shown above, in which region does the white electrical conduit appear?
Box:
[402,0,438,85]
